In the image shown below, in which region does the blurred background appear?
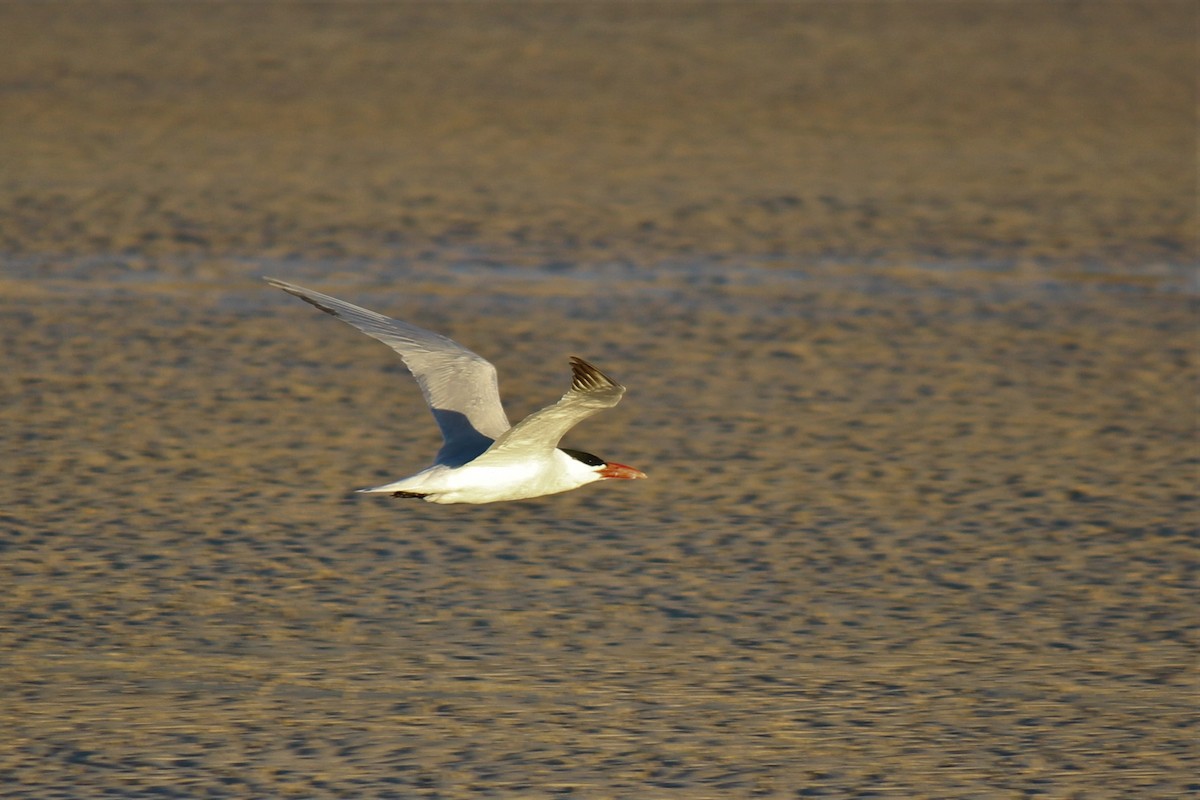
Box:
[2,2,1193,272]
[0,3,1195,798]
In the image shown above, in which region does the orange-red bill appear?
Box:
[599,462,647,480]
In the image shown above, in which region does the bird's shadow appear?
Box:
[430,408,495,467]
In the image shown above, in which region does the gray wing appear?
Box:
[482,357,625,459]
[266,278,511,466]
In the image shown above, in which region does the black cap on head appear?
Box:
[561,448,604,467]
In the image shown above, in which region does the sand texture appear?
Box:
[1,3,1196,798]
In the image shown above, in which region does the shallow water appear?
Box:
[1,1,1195,795]
[2,253,1195,797]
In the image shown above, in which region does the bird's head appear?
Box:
[560,448,647,484]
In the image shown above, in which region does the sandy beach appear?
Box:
[0,2,1196,797]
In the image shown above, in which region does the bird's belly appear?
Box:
[424,461,565,504]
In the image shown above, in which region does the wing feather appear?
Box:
[266,279,511,465]
[482,357,625,460]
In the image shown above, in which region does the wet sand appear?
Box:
[1,3,1196,798]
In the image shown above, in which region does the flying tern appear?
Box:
[266,278,646,504]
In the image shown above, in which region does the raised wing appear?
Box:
[482,357,626,460]
[266,279,511,465]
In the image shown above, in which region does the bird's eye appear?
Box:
[562,448,604,467]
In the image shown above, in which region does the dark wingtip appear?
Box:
[569,356,621,392]
[267,279,341,317]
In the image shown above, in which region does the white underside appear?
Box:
[358,449,602,504]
